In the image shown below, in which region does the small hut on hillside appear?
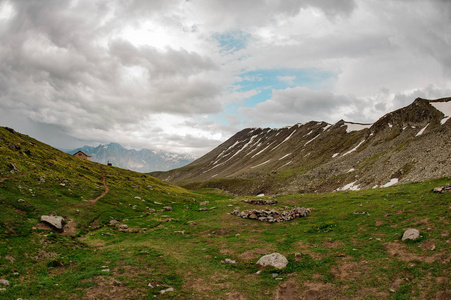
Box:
[73,151,92,161]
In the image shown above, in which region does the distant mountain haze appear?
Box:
[66,143,195,173]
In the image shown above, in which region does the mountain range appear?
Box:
[151,97,451,195]
[67,143,195,173]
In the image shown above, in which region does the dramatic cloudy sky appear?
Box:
[1,0,450,156]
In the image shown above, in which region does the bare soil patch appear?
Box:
[81,276,141,300]
[384,242,445,263]
[275,278,301,300]
[238,247,275,261]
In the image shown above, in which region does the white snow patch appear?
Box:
[345,122,372,133]
[347,168,355,173]
[415,123,429,136]
[382,178,398,187]
[440,116,450,125]
[305,133,320,145]
[272,129,296,151]
[202,162,225,173]
[305,130,313,136]
[278,153,292,160]
[332,153,340,158]
[388,123,393,128]
[372,185,379,189]
[250,159,271,169]
[251,142,273,158]
[304,152,311,157]
[256,194,265,197]
[342,140,365,156]
[431,101,451,124]
[338,181,360,191]
[279,160,292,169]
[322,124,332,131]
[211,174,218,178]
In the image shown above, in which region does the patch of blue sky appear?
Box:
[207,68,336,128]
[214,30,251,53]
[235,68,336,107]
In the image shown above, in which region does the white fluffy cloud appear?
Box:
[0,0,450,156]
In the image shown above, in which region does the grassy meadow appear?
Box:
[0,127,450,299]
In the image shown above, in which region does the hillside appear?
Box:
[67,143,195,173]
[151,97,451,195]
[0,126,450,299]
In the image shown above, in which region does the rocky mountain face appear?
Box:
[151,97,451,195]
[67,143,195,173]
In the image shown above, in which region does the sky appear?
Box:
[0,0,450,156]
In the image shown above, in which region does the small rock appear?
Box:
[256,253,288,269]
[134,196,141,200]
[222,258,237,264]
[109,220,119,225]
[160,287,174,294]
[0,279,9,286]
[119,224,128,229]
[389,288,395,293]
[39,176,46,183]
[272,273,279,278]
[163,206,173,211]
[402,228,420,241]
[148,283,154,288]
[198,208,208,211]
[200,201,209,206]
[431,245,436,251]
[18,199,25,203]
[101,269,110,272]
[41,214,65,230]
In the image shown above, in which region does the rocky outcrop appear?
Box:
[231,207,310,222]
[40,213,65,230]
[152,97,451,196]
[256,253,288,269]
[433,184,451,193]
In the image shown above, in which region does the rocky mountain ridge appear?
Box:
[151,97,451,195]
[67,143,195,173]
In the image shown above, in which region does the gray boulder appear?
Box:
[402,228,420,241]
[256,252,288,269]
[40,214,65,230]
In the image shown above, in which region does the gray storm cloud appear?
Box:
[0,0,450,155]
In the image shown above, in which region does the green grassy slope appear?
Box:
[0,127,450,299]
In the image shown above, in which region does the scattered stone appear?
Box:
[148,283,154,288]
[431,245,436,251]
[222,258,237,264]
[17,199,25,203]
[198,208,208,211]
[134,196,142,200]
[231,207,310,222]
[119,224,129,229]
[200,201,209,206]
[40,214,65,230]
[163,206,173,211]
[154,201,162,205]
[0,279,9,286]
[174,230,185,235]
[402,228,420,241]
[209,207,217,210]
[272,273,279,278]
[227,204,233,207]
[433,184,451,193]
[109,220,119,225]
[160,287,174,294]
[256,253,288,269]
[243,199,278,205]
[389,288,396,293]
[39,176,46,183]
[8,163,17,170]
